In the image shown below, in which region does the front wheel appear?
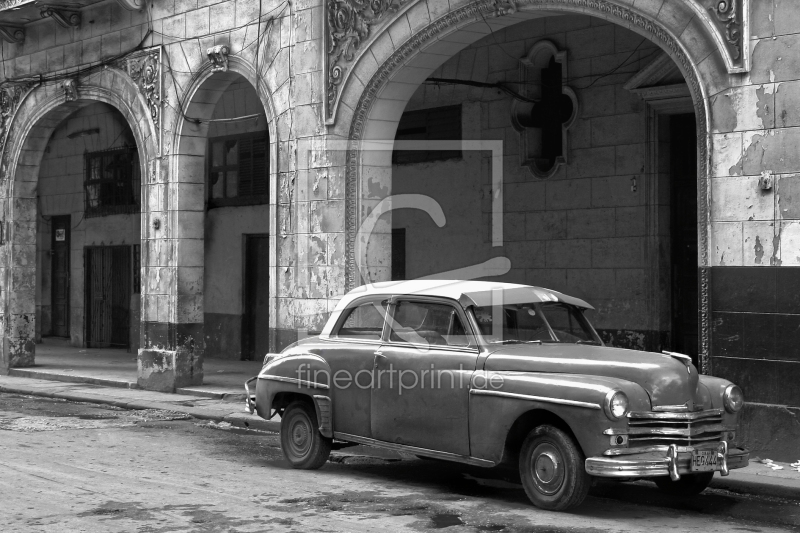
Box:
[280,401,332,469]
[519,425,590,511]
[653,472,714,496]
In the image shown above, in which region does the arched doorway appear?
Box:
[171,62,278,361]
[339,4,712,369]
[0,69,157,373]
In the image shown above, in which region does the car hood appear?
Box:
[484,344,701,409]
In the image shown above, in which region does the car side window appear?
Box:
[389,301,471,347]
[334,299,388,340]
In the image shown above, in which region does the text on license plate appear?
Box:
[691,450,718,472]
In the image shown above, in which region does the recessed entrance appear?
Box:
[85,246,134,349]
[50,215,71,339]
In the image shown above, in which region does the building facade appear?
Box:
[0,0,797,452]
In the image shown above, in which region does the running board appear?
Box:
[332,432,496,468]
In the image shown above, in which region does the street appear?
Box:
[1,392,798,533]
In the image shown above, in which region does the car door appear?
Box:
[370,297,479,456]
[323,296,389,438]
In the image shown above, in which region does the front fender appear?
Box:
[254,353,332,420]
[469,371,651,462]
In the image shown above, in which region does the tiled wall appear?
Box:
[712,267,800,406]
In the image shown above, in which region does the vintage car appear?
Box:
[245,280,748,510]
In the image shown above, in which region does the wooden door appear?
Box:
[244,235,270,360]
[51,216,71,337]
[86,246,131,349]
[87,247,112,348]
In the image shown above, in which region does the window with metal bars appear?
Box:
[392,105,462,165]
[207,132,269,208]
[84,146,140,218]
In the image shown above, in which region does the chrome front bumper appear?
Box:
[244,376,258,414]
[585,443,749,480]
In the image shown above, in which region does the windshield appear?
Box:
[471,302,601,345]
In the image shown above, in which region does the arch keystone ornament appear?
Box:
[207,45,230,72]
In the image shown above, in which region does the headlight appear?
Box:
[604,390,629,420]
[723,384,744,413]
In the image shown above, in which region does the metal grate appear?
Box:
[626,409,726,447]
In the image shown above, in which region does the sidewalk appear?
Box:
[0,374,280,432]
[1,375,799,501]
[8,337,262,400]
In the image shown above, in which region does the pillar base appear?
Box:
[137,348,203,392]
[1,336,36,375]
[137,321,204,392]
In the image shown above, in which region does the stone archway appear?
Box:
[165,56,280,361]
[0,68,158,373]
[338,1,717,371]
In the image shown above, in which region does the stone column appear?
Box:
[137,151,205,391]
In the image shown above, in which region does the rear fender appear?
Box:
[469,371,650,462]
[254,353,331,420]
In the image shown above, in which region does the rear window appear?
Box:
[333,299,388,340]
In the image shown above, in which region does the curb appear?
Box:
[8,368,139,389]
[710,475,800,502]
[0,383,281,433]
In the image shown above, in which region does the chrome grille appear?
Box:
[625,409,725,447]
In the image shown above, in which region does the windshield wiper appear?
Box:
[575,340,601,345]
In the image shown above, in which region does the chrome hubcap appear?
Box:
[287,413,312,459]
[530,443,564,495]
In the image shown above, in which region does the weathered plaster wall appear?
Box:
[390,16,666,344]
[706,1,800,406]
[36,103,141,349]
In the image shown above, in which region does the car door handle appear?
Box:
[374,352,386,359]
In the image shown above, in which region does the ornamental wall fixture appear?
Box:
[39,5,81,28]
[0,25,24,44]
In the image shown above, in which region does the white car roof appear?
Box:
[320,280,593,337]
[336,279,592,312]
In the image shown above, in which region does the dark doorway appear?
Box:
[86,246,131,349]
[244,234,270,360]
[669,114,699,366]
[392,228,406,281]
[50,215,71,338]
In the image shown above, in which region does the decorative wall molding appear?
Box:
[343,0,713,372]
[325,0,410,124]
[0,0,34,11]
[207,45,230,72]
[0,25,24,44]
[39,5,81,28]
[114,0,144,11]
[124,47,162,152]
[325,0,747,126]
[688,0,749,73]
[0,82,36,179]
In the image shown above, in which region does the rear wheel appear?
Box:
[653,472,714,496]
[519,425,590,511]
[280,401,332,469]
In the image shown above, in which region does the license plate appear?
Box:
[691,450,718,472]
